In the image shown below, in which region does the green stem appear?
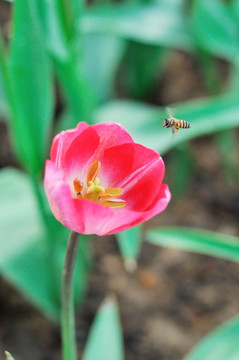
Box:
[62,231,80,360]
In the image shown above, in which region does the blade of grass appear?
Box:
[146,227,239,263]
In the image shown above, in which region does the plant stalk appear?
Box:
[62,231,80,360]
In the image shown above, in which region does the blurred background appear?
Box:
[1,0,239,359]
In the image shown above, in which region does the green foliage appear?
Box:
[8,0,54,175]
[215,129,239,186]
[167,143,195,198]
[36,0,95,124]
[82,34,126,103]
[116,225,142,263]
[191,0,239,62]
[0,168,91,320]
[183,315,239,360]
[5,352,15,360]
[146,227,239,263]
[123,42,169,99]
[82,2,192,51]
[82,297,124,360]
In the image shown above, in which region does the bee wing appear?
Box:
[171,126,176,139]
[166,107,175,118]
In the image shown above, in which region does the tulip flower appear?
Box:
[44,122,171,236]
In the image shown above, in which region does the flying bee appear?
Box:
[162,107,191,135]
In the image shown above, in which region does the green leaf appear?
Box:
[82,3,192,51]
[215,130,239,185]
[117,226,142,260]
[123,42,170,99]
[5,352,15,360]
[9,0,54,175]
[55,58,96,124]
[36,0,70,61]
[146,227,239,263]
[82,34,126,103]
[0,167,58,319]
[93,91,239,155]
[83,297,124,360]
[35,0,95,123]
[191,0,239,62]
[167,143,195,198]
[117,225,142,267]
[230,0,239,21]
[0,168,91,320]
[183,315,239,360]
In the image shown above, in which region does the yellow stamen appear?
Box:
[99,188,123,198]
[86,182,105,195]
[87,160,101,186]
[101,199,126,208]
[73,160,126,209]
[73,178,83,193]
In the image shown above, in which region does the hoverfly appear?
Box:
[162,107,191,135]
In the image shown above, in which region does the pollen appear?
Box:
[73,160,126,209]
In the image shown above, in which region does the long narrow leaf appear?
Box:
[0,168,91,320]
[146,227,239,263]
[183,315,239,360]
[82,34,126,103]
[9,0,54,175]
[191,0,239,62]
[83,297,124,360]
[117,225,142,267]
[82,3,192,51]
[5,352,15,360]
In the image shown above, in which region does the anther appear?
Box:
[73,178,83,193]
[87,161,101,186]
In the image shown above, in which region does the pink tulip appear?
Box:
[44,122,171,236]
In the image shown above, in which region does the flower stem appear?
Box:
[61,231,80,360]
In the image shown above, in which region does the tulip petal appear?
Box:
[64,127,100,179]
[64,123,134,181]
[93,122,134,152]
[50,122,89,165]
[100,143,164,190]
[102,184,171,235]
[44,160,115,235]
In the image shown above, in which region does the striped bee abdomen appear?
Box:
[178,120,190,129]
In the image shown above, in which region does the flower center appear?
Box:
[73,160,126,209]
